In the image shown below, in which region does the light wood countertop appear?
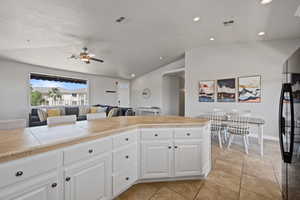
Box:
[0,116,209,163]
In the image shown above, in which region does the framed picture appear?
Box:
[238,75,261,103]
[217,78,236,102]
[199,80,215,102]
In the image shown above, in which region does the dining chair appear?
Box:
[87,112,106,121]
[209,112,227,148]
[227,115,251,154]
[47,115,76,126]
[0,119,26,130]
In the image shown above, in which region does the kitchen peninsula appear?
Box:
[0,116,211,200]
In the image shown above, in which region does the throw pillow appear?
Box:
[79,106,90,115]
[47,109,61,117]
[37,109,47,122]
[90,107,98,113]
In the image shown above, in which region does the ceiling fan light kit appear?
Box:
[70,47,104,64]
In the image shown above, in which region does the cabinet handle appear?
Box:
[65,177,71,182]
[125,177,130,181]
[168,146,172,149]
[186,133,191,136]
[174,146,178,149]
[125,155,129,159]
[51,183,57,188]
[88,149,94,154]
[125,138,129,141]
[15,171,23,177]
[154,134,158,137]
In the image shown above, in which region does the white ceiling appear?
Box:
[0,0,299,79]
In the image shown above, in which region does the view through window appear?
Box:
[30,73,88,106]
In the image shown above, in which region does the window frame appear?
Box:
[28,72,90,108]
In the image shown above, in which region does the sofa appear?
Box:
[29,105,135,127]
[29,106,89,127]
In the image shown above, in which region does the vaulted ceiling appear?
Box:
[0,0,299,79]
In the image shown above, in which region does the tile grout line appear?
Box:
[147,187,162,200]
[238,156,245,200]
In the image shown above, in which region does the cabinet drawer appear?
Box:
[64,137,112,165]
[174,128,203,139]
[113,168,137,196]
[113,130,137,149]
[113,144,137,172]
[141,129,173,140]
[0,151,61,188]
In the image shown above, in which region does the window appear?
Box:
[30,73,88,106]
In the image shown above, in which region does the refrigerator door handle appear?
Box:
[279,83,295,164]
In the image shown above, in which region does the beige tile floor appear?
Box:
[115,138,283,200]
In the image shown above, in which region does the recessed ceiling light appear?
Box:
[210,37,215,41]
[260,0,272,5]
[159,56,163,60]
[131,73,135,78]
[193,17,200,22]
[258,31,265,36]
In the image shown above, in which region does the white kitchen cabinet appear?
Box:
[64,153,112,200]
[0,172,60,200]
[174,140,203,177]
[141,141,173,179]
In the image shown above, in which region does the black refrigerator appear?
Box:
[279,48,300,200]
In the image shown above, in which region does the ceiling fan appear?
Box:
[69,47,104,64]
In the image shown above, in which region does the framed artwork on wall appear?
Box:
[217,78,236,102]
[238,75,261,103]
[199,80,215,102]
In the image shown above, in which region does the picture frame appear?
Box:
[217,78,236,102]
[238,75,261,103]
[199,80,215,102]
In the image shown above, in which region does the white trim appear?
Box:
[162,67,185,76]
[249,134,278,141]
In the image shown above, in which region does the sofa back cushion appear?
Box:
[65,107,79,117]
[31,108,39,116]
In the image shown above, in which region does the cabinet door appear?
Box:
[174,140,203,177]
[64,154,112,200]
[141,141,173,179]
[0,172,59,200]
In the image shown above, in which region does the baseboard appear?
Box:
[248,134,279,141]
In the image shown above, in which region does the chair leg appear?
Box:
[227,134,234,150]
[243,135,249,154]
[218,131,223,149]
[246,135,250,145]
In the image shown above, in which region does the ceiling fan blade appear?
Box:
[90,57,104,63]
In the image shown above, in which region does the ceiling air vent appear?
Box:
[295,5,300,17]
[223,20,234,26]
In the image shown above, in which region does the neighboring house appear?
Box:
[32,87,88,106]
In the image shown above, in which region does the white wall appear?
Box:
[185,39,300,139]
[130,59,184,114]
[0,59,129,121]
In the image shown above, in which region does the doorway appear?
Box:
[162,69,185,116]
